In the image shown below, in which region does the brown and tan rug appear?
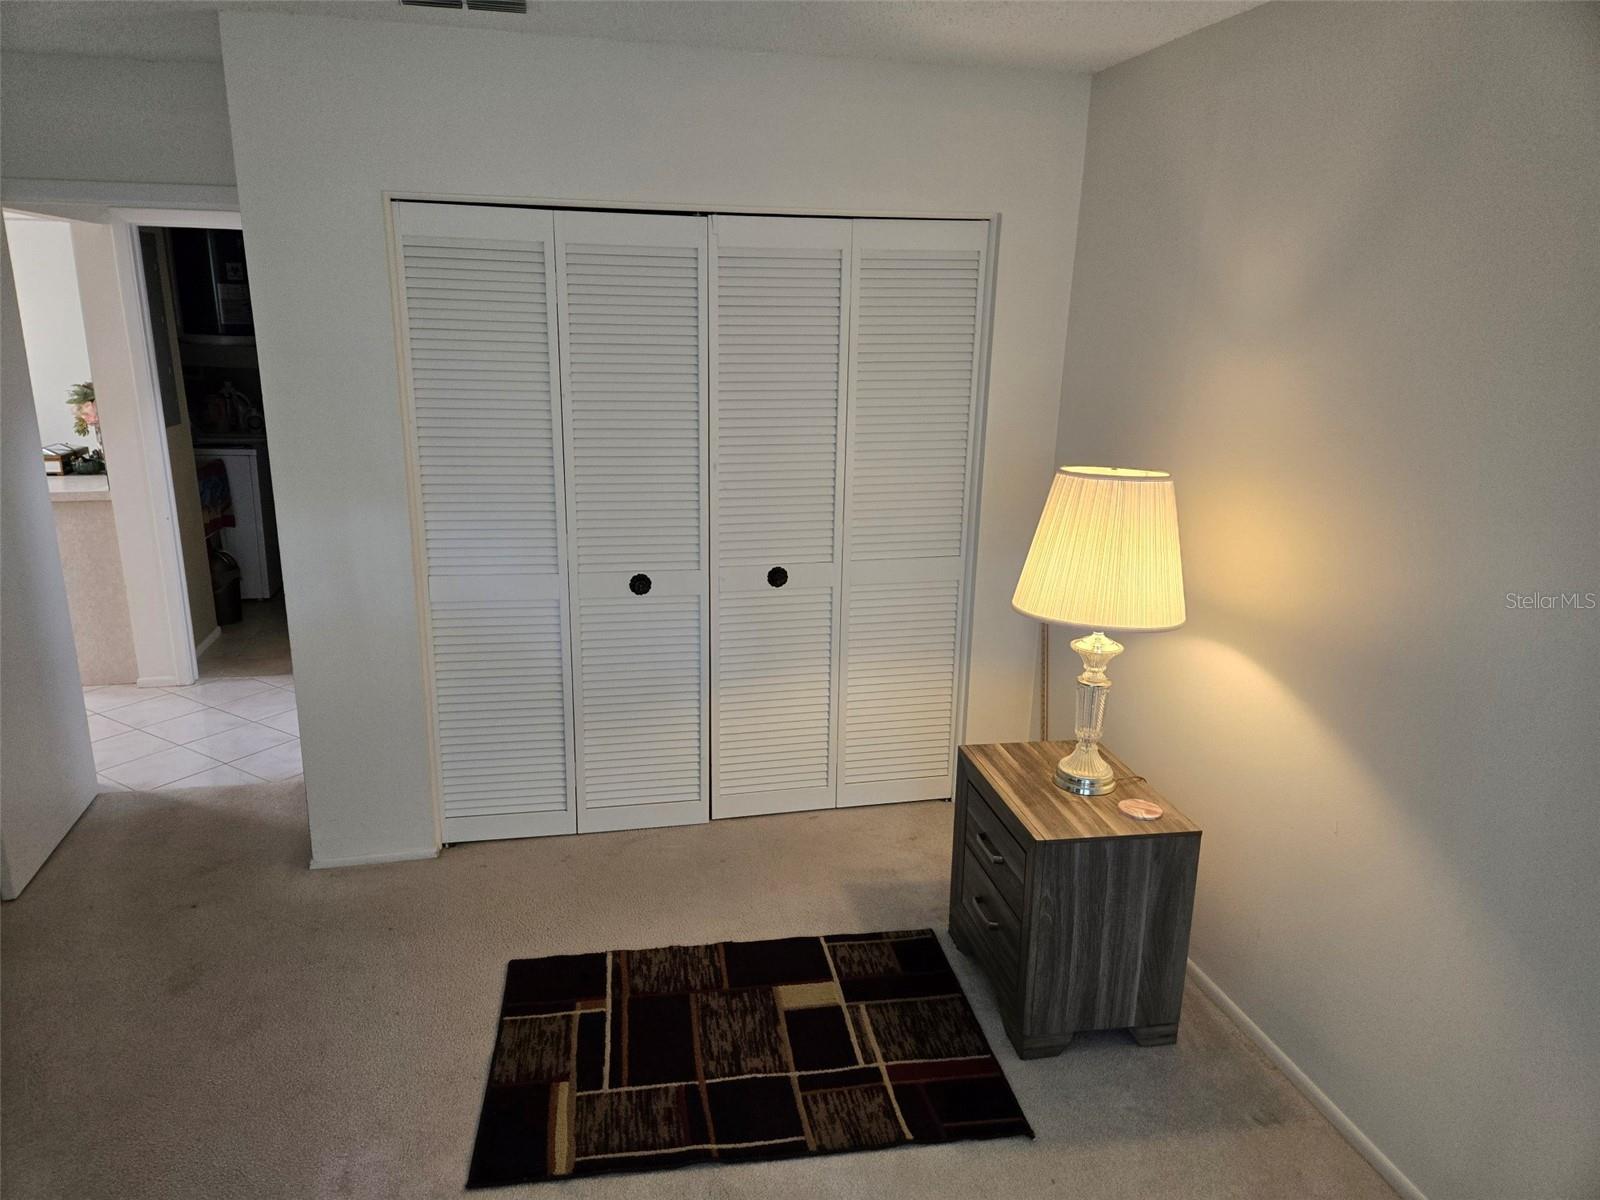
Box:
[467,929,1032,1187]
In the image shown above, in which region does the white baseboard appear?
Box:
[195,626,222,659]
[136,675,184,688]
[309,846,439,870]
[1187,960,1426,1200]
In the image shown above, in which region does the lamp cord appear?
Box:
[1039,623,1050,739]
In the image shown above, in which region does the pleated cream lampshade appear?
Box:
[1012,466,1186,632]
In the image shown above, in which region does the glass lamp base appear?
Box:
[1054,758,1117,796]
[1053,630,1124,797]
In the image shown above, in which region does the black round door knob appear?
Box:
[629,573,652,596]
[767,567,789,589]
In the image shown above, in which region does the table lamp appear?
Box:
[1012,465,1185,797]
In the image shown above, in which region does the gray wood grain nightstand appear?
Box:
[948,741,1201,1058]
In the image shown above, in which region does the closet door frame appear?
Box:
[387,192,997,840]
[388,201,579,845]
[553,210,712,834]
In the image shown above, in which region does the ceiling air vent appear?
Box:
[400,0,526,9]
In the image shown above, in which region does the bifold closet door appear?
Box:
[839,219,989,807]
[554,211,711,833]
[709,216,850,818]
[393,201,577,842]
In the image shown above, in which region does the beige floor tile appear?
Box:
[232,741,303,782]
[165,764,263,790]
[186,725,294,764]
[259,708,300,737]
[213,690,298,721]
[92,730,175,770]
[100,747,223,791]
[86,713,133,743]
[104,694,209,729]
[82,685,160,714]
[142,709,252,745]
[166,678,276,707]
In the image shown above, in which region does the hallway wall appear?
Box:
[1,228,98,898]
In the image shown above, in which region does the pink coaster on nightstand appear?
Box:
[1117,798,1164,821]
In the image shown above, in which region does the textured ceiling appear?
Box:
[0,1,1261,73]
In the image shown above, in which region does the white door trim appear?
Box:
[0,179,240,215]
[385,189,996,224]
[953,216,1001,753]
[70,220,183,685]
[68,204,245,687]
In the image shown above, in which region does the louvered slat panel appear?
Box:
[557,212,710,833]
[843,580,960,786]
[709,217,849,818]
[563,243,703,572]
[431,599,568,813]
[394,202,576,842]
[840,220,988,808]
[714,246,844,565]
[402,234,561,575]
[716,588,835,794]
[577,596,704,808]
[848,249,981,562]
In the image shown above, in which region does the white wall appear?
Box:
[3,213,92,448]
[1056,4,1600,1198]
[0,52,235,188]
[1,229,99,899]
[219,12,1089,864]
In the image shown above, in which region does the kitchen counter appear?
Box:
[47,474,111,502]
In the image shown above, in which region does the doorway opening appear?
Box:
[81,223,304,791]
[143,226,289,670]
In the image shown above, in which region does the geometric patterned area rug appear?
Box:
[466,929,1032,1188]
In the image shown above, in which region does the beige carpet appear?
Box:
[1,781,1396,1200]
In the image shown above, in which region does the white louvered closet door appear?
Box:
[554,211,711,833]
[709,216,850,818]
[393,202,576,842]
[839,219,990,807]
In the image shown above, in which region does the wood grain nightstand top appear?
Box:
[958,742,1199,842]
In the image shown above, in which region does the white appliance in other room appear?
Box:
[196,446,281,600]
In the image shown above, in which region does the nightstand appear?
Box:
[948,741,1201,1058]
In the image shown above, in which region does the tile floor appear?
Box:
[86,597,300,794]
[87,674,301,793]
[86,598,300,793]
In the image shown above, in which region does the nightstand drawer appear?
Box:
[957,846,1021,978]
[964,782,1027,914]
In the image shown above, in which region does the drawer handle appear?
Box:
[628,573,652,596]
[767,566,788,588]
[972,893,1001,932]
[975,830,1005,867]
